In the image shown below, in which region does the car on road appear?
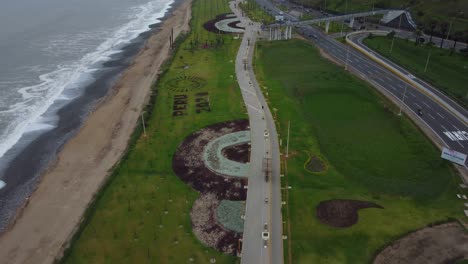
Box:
[263,239,268,248]
[417,108,423,116]
[264,129,269,137]
[262,231,270,240]
[264,197,269,203]
[264,222,268,230]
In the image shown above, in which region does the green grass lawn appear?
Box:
[364,36,468,108]
[254,39,466,264]
[239,0,275,24]
[60,0,246,263]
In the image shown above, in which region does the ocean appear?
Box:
[0,0,175,230]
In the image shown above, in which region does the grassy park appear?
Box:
[364,36,468,107]
[60,0,245,263]
[254,39,466,263]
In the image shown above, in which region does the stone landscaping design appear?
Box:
[216,200,245,233]
[204,13,245,34]
[166,75,207,93]
[374,222,468,264]
[203,130,250,177]
[305,153,327,173]
[316,199,383,228]
[172,119,250,255]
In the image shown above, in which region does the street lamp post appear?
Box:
[424,49,432,73]
[398,83,407,116]
[141,111,147,137]
[390,13,403,54]
[340,0,348,37]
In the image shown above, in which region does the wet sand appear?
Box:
[0,0,191,263]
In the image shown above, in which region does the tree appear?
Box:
[426,19,438,44]
[387,31,396,39]
[452,31,463,50]
[439,22,449,48]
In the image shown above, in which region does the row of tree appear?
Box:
[414,19,468,51]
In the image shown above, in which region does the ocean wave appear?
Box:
[0,0,174,159]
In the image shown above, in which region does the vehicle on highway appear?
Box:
[262,231,270,240]
[264,222,268,230]
[265,197,269,203]
[263,239,268,248]
[310,34,318,39]
[417,108,423,116]
[264,129,269,137]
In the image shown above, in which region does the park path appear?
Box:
[229,1,284,264]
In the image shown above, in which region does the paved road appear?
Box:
[256,0,468,163]
[301,26,468,163]
[230,1,283,264]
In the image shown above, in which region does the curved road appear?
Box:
[230,1,283,264]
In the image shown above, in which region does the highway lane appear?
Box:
[231,1,284,264]
[349,32,468,118]
[296,26,468,162]
[254,0,468,166]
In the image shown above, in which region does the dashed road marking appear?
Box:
[422,101,431,108]
[414,103,422,108]
[408,92,416,98]
[428,113,435,120]
[436,112,445,119]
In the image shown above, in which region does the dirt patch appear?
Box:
[316,199,383,228]
[221,143,250,164]
[306,155,326,173]
[203,13,244,34]
[172,119,249,255]
[191,193,242,255]
[374,222,468,264]
[172,119,249,200]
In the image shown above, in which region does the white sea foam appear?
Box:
[0,0,174,159]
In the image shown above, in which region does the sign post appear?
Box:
[441,147,467,166]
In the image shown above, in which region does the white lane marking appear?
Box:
[414,103,422,108]
[247,104,263,114]
[428,113,435,120]
[436,112,445,119]
[408,92,416,98]
[422,101,431,108]
[241,87,256,96]
[441,125,465,148]
[0,180,5,190]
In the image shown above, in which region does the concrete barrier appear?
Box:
[346,30,468,125]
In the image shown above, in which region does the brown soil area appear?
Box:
[306,155,326,173]
[172,119,249,200]
[191,193,242,255]
[0,2,192,264]
[221,143,250,164]
[374,222,468,264]
[316,199,383,228]
[172,119,250,256]
[203,13,244,34]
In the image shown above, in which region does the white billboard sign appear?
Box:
[441,147,467,166]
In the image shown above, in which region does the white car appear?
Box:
[262,231,270,240]
[264,129,269,137]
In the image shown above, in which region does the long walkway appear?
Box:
[229,1,283,264]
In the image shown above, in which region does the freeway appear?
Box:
[254,0,468,165]
[298,26,468,164]
[230,1,283,264]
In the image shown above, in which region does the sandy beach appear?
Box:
[0,0,191,263]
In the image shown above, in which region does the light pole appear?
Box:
[340,0,348,37]
[345,45,350,70]
[424,49,432,73]
[398,83,407,116]
[141,111,147,137]
[390,13,403,54]
[285,120,290,158]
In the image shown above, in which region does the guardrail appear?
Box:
[346,30,468,125]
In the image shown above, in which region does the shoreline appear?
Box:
[0,0,192,262]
